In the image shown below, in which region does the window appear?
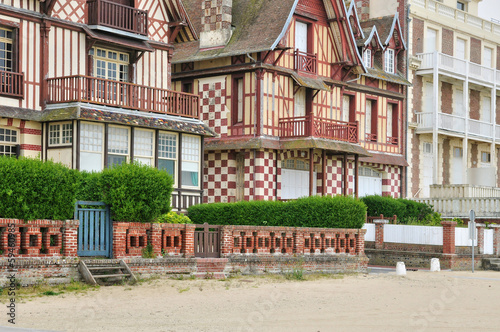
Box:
[295,21,309,54]
[0,27,13,72]
[158,132,177,180]
[91,47,130,101]
[232,76,244,124]
[181,135,200,188]
[134,129,154,166]
[0,128,18,156]
[482,96,491,123]
[384,48,394,73]
[107,126,129,167]
[423,142,432,154]
[80,122,104,172]
[48,122,73,146]
[481,152,491,163]
[484,47,493,68]
[457,1,466,11]
[342,95,350,122]
[363,49,372,68]
[456,38,466,60]
[425,28,437,53]
[453,147,463,157]
[365,99,377,141]
[281,159,310,170]
[387,103,398,144]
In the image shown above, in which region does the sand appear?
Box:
[4,270,500,332]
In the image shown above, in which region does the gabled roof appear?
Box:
[360,14,406,50]
[356,26,383,50]
[163,0,198,43]
[346,0,365,41]
[173,0,298,64]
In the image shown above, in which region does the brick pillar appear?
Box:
[491,224,500,256]
[220,226,233,257]
[356,228,366,255]
[151,223,162,257]
[62,220,79,257]
[294,229,305,255]
[373,219,388,249]
[476,223,486,254]
[182,224,195,257]
[441,220,457,254]
[113,222,128,258]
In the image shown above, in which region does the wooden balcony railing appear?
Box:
[46,75,199,119]
[387,136,398,145]
[365,133,377,142]
[294,49,317,74]
[0,70,24,98]
[279,114,358,143]
[87,0,148,36]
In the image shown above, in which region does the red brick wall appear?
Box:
[441,82,453,114]
[469,89,480,120]
[413,18,424,55]
[412,74,423,117]
[0,219,79,257]
[442,138,450,185]
[470,38,482,64]
[442,28,454,56]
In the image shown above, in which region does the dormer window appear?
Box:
[384,48,395,74]
[363,49,372,68]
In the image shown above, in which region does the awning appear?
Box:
[359,152,409,167]
[83,27,154,52]
[291,72,331,92]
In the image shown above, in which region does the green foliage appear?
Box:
[187,195,366,229]
[0,156,80,220]
[141,242,155,258]
[76,171,103,202]
[99,162,173,222]
[360,195,434,224]
[154,211,192,224]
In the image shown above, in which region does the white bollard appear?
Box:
[396,262,406,276]
[430,258,440,272]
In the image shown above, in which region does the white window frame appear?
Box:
[457,1,466,12]
[481,151,491,163]
[80,122,104,172]
[456,38,466,60]
[387,103,393,138]
[484,46,493,68]
[365,100,372,135]
[133,128,154,166]
[158,131,178,186]
[425,28,438,53]
[481,96,491,123]
[423,142,433,154]
[48,122,73,147]
[181,134,201,189]
[453,147,463,158]
[107,125,130,168]
[363,49,372,68]
[0,127,18,156]
[384,48,395,73]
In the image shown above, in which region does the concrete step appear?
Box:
[93,273,131,279]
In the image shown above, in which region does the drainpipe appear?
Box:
[404,3,411,199]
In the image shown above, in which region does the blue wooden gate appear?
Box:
[75,201,112,257]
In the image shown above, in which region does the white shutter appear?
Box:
[425,82,434,113]
[482,96,491,123]
[484,47,493,68]
[365,100,372,134]
[295,21,308,53]
[456,38,466,60]
[454,89,464,116]
[342,95,350,122]
[426,28,437,53]
[387,104,393,138]
[295,88,306,117]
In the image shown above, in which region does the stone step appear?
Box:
[93,273,131,279]
[87,266,123,271]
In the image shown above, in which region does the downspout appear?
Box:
[404,3,411,199]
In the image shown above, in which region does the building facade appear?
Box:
[0,0,213,211]
[173,0,409,203]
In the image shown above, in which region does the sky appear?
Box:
[478,0,500,22]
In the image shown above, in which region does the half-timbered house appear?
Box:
[0,0,213,211]
[172,0,409,203]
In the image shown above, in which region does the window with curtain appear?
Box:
[158,132,177,182]
[181,135,200,188]
[80,122,104,172]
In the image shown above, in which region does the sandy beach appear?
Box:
[5,270,500,332]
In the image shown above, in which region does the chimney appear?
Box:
[200,0,233,49]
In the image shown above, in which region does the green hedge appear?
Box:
[0,157,174,223]
[187,195,366,229]
[94,162,173,223]
[360,195,434,223]
[0,156,80,220]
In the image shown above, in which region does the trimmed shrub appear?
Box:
[76,171,103,202]
[361,195,434,224]
[99,162,173,223]
[0,156,80,220]
[187,195,366,229]
[155,211,192,224]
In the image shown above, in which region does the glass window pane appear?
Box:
[159,159,175,178]
[108,154,126,168]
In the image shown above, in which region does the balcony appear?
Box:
[294,50,317,75]
[46,75,199,119]
[415,111,498,140]
[279,114,358,143]
[417,52,497,86]
[413,0,500,37]
[87,0,148,36]
[0,70,24,98]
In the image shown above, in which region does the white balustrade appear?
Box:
[430,184,500,198]
[469,119,493,138]
[415,197,500,218]
[438,113,465,133]
[415,112,433,129]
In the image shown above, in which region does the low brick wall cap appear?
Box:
[441,220,457,226]
[373,219,389,224]
[488,224,500,228]
[475,223,486,227]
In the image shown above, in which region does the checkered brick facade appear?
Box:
[201,0,232,32]
[254,150,277,200]
[323,156,343,196]
[199,78,229,137]
[204,150,237,203]
[382,165,401,198]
